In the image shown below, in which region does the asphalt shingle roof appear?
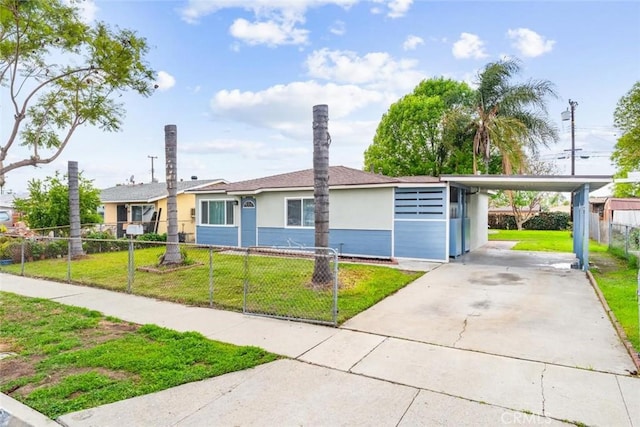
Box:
[100,179,223,203]
[192,166,440,194]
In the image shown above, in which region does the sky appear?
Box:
[2,0,639,194]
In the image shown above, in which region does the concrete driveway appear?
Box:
[344,245,636,376]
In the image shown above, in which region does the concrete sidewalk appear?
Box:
[1,273,639,426]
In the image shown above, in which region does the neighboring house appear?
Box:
[589,197,640,243]
[188,166,488,262]
[100,178,226,239]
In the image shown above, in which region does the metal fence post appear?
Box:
[66,239,72,282]
[609,221,612,249]
[20,240,25,276]
[625,225,630,256]
[332,248,339,326]
[127,238,134,293]
[209,246,214,308]
[243,248,249,313]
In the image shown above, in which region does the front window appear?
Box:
[131,204,155,222]
[201,200,235,225]
[287,198,314,227]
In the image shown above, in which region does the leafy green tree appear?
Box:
[471,58,559,174]
[13,172,102,229]
[490,154,559,230]
[0,0,155,188]
[364,77,475,177]
[612,81,640,197]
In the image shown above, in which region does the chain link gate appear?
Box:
[243,246,339,326]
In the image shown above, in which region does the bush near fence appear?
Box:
[488,212,571,230]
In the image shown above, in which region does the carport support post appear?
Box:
[572,183,590,271]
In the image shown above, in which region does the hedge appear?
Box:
[488,211,571,230]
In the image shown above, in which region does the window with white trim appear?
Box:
[286,198,314,227]
[201,200,235,225]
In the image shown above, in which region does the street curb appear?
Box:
[586,270,640,375]
[0,393,61,426]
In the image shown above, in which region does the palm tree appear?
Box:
[312,104,332,286]
[162,124,182,265]
[472,58,559,174]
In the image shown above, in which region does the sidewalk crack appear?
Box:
[452,318,468,348]
[395,388,420,427]
[540,364,547,416]
[615,376,634,426]
[349,337,388,372]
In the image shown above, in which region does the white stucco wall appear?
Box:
[469,191,489,250]
[256,187,393,230]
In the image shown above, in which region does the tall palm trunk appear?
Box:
[68,161,83,258]
[312,104,332,285]
[162,124,181,265]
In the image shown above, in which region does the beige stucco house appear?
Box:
[100,178,225,240]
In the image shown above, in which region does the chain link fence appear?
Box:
[244,247,338,325]
[609,223,640,260]
[0,236,339,325]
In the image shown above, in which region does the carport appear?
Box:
[440,175,612,270]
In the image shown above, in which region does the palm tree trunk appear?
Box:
[162,124,182,265]
[312,104,333,285]
[68,161,83,258]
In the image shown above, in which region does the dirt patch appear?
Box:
[1,319,140,397]
[303,269,372,291]
[12,367,137,398]
[589,252,626,274]
[137,262,203,274]
[0,356,38,386]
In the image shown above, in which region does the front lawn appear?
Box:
[0,247,423,324]
[0,292,278,419]
[489,229,606,253]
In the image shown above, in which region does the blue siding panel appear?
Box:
[257,227,392,258]
[394,220,447,261]
[330,229,391,257]
[258,228,314,248]
[196,226,238,247]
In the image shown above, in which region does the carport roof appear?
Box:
[440,175,612,193]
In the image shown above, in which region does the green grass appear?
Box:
[0,292,278,418]
[590,253,640,351]
[0,247,422,324]
[488,229,606,253]
[489,229,639,353]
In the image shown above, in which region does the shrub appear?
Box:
[44,240,68,258]
[137,233,167,242]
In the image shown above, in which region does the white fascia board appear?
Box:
[102,199,152,204]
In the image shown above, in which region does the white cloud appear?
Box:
[507,28,555,58]
[180,1,411,46]
[155,71,176,91]
[403,35,424,51]
[64,0,98,23]
[452,32,488,59]
[230,17,309,46]
[329,20,346,36]
[212,81,383,127]
[387,0,413,18]
[305,48,425,93]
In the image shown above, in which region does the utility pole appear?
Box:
[562,100,579,175]
[148,155,158,182]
